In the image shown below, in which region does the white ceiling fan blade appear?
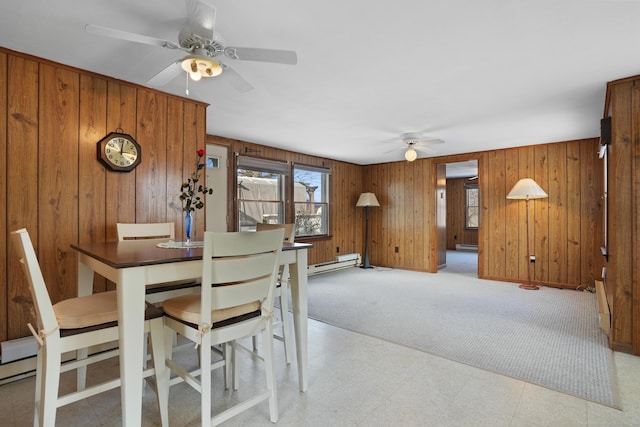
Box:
[85,24,181,50]
[183,0,216,41]
[414,145,431,153]
[418,138,444,144]
[220,63,254,92]
[224,47,297,65]
[147,61,182,86]
[384,146,403,154]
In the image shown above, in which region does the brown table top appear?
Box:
[71,240,312,269]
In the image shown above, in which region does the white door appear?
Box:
[206,144,228,232]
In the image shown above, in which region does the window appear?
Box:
[235,156,332,238]
[236,156,288,231]
[293,164,330,237]
[465,183,479,229]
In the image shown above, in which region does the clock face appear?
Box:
[97,132,141,172]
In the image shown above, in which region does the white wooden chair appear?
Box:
[10,228,169,427]
[156,229,284,427]
[116,222,201,304]
[254,222,295,363]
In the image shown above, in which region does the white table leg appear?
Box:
[288,249,308,392]
[76,256,94,297]
[76,256,94,390]
[118,267,146,427]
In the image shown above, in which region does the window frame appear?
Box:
[292,163,331,239]
[465,183,479,230]
[234,155,332,240]
[235,155,289,232]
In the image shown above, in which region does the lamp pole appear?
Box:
[362,205,372,269]
[521,198,538,290]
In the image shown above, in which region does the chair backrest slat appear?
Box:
[201,230,283,316]
[116,222,175,241]
[209,252,277,284]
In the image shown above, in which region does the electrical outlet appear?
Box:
[395,246,399,253]
[529,255,536,263]
[336,246,340,253]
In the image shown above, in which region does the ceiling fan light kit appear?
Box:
[405,147,418,162]
[394,133,445,162]
[180,53,222,81]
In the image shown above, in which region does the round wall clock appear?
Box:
[97,132,142,172]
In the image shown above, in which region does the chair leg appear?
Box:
[33,349,44,427]
[262,322,279,423]
[223,342,232,390]
[142,333,149,396]
[41,343,62,427]
[149,318,169,427]
[232,341,239,391]
[75,347,88,391]
[279,285,294,364]
[200,333,212,427]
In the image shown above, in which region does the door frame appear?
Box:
[430,154,483,276]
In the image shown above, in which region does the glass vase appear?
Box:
[184,210,193,246]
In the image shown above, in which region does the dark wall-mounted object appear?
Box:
[600,116,612,145]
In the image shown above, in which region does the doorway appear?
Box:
[205,144,229,231]
[437,160,479,275]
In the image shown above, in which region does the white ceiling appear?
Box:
[1,0,639,166]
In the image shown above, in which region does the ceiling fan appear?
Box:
[397,132,444,162]
[85,0,297,93]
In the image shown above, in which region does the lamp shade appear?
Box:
[506,178,548,200]
[356,192,380,207]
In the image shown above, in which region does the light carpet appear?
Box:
[305,251,619,408]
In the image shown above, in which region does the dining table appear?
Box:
[71,238,312,427]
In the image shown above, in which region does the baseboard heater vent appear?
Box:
[1,336,37,365]
[308,253,360,276]
[455,244,478,252]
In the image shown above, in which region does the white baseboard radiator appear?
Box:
[0,336,38,385]
[455,244,478,252]
[308,253,360,276]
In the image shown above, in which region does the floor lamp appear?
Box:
[356,192,380,269]
[507,178,548,290]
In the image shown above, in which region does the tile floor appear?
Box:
[1,316,640,426]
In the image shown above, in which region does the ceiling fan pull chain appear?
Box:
[186,73,190,96]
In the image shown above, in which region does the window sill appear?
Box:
[296,234,332,243]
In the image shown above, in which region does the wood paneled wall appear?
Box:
[363,140,604,291]
[446,177,479,249]
[479,140,603,287]
[204,135,365,267]
[603,76,640,354]
[363,160,435,270]
[0,48,207,342]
